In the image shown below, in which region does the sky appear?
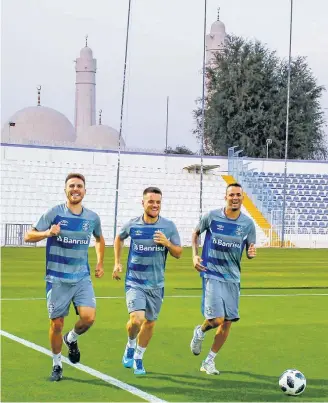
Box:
[1,0,328,152]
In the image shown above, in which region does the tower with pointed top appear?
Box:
[74,37,97,132]
[206,8,226,67]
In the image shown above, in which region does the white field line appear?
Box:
[1,293,328,301]
[0,330,167,403]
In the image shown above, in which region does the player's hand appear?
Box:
[193,255,207,272]
[48,224,61,237]
[247,243,256,258]
[112,263,123,280]
[95,263,104,278]
[153,230,169,247]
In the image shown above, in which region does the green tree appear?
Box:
[194,35,327,159]
[164,145,195,155]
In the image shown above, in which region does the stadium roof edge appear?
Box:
[1,143,328,163]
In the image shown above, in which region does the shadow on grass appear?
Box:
[135,370,328,402]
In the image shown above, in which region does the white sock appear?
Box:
[67,329,79,343]
[205,350,217,364]
[127,337,137,348]
[53,353,62,368]
[134,345,146,360]
[197,326,205,338]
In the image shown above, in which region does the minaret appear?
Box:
[74,35,97,133]
[205,8,226,67]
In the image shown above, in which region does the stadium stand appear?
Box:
[1,144,327,248]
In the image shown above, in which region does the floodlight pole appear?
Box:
[199,0,207,219]
[281,0,294,247]
[113,0,132,240]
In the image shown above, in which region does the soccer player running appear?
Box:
[190,182,256,375]
[113,187,182,375]
[24,173,105,381]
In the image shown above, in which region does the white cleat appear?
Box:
[190,325,204,355]
[200,360,220,375]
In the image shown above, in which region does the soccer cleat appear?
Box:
[133,359,146,375]
[50,365,63,381]
[190,325,204,355]
[122,347,135,368]
[63,332,80,364]
[200,360,220,375]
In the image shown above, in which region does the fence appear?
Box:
[4,224,35,246]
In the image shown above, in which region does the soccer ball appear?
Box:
[279,369,306,396]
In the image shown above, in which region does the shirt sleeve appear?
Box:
[32,208,56,231]
[93,214,102,237]
[169,222,181,246]
[246,220,256,249]
[194,212,211,234]
[119,221,131,240]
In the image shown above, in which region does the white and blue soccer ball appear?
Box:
[279,369,306,396]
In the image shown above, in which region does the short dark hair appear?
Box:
[143,186,162,196]
[65,173,86,186]
[226,182,242,193]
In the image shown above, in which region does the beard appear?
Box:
[145,209,159,218]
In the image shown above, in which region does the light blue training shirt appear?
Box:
[196,208,256,283]
[33,203,102,283]
[119,215,181,289]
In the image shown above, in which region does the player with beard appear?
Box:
[189,183,256,375]
[24,173,105,381]
[113,187,182,375]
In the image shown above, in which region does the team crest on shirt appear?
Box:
[235,226,244,236]
[82,221,90,231]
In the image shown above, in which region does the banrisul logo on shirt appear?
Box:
[133,243,165,252]
[212,236,241,249]
[56,235,90,245]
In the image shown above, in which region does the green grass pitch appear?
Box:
[1,247,328,402]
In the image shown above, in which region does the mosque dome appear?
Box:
[1,106,76,144]
[210,20,226,36]
[80,46,93,59]
[77,124,125,149]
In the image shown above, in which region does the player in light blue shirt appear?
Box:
[190,182,256,375]
[113,186,182,375]
[24,173,105,381]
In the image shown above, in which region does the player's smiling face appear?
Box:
[142,192,162,218]
[65,178,86,205]
[225,186,243,211]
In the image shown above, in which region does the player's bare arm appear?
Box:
[113,235,124,280]
[191,230,206,272]
[24,224,61,243]
[153,230,182,259]
[94,235,105,278]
